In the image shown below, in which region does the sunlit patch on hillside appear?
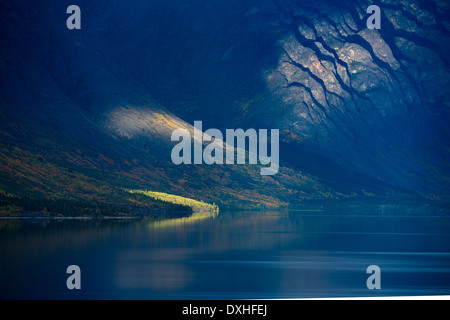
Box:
[129,189,219,212]
[104,105,189,140]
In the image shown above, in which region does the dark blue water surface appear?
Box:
[1,204,450,299]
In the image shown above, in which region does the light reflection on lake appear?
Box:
[1,204,450,299]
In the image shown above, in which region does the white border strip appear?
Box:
[295,296,450,300]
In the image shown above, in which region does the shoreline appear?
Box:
[0,208,215,220]
[0,216,140,220]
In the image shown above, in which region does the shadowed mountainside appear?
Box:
[0,0,449,214]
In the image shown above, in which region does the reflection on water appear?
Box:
[147,211,219,229]
[1,204,450,299]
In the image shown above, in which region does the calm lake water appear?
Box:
[1,203,450,299]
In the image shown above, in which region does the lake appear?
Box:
[1,203,450,299]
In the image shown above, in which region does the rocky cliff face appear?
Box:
[263,0,450,196]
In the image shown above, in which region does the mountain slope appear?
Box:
[84,0,450,199]
[0,0,449,214]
